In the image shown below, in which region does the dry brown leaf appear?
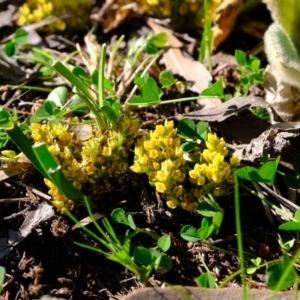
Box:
[0,154,32,181]
[0,203,55,260]
[162,48,212,94]
[184,95,269,122]
[0,162,32,181]
[212,0,243,47]
[99,1,144,33]
[147,19,211,93]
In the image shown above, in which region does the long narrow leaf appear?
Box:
[33,143,84,203]
[52,60,95,103]
[4,123,49,179]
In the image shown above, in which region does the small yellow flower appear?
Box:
[139,155,149,166]
[20,3,31,16]
[166,198,179,209]
[150,161,160,171]
[135,146,144,157]
[213,187,224,197]
[156,170,168,182]
[230,155,240,167]
[155,182,167,193]
[212,153,225,167]
[197,176,206,186]
[189,169,198,179]
[172,169,183,181]
[149,149,160,160]
[164,120,174,132]
[173,185,183,197]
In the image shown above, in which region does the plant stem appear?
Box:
[234,172,248,299]
[98,43,106,109]
[9,85,52,92]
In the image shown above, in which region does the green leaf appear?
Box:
[293,154,300,176]
[39,66,54,77]
[100,106,117,122]
[47,86,68,107]
[92,70,115,92]
[0,266,5,294]
[196,224,215,240]
[266,254,297,290]
[4,41,16,57]
[157,255,173,273]
[258,157,280,185]
[52,61,94,103]
[237,157,280,185]
[111,208,129,225]
[14,28,29,45]
[197,273,216,288]
[65,94,89,114]
[252,257,262,266]
[0,107,13,128]
[104,78,115,92]
[159,70,175,88]
[150,33,168,48]
[180,225,199,242]
[279,221,300,231]
[127,214,136,230]
[201,216,212,227]
[278,235,295,251]
[212,211,223,234]
[145,41,158,54]
[111,208,136,230]
[197,202,217,217]
[133,247,153,264]
[30,109,51,123]
[157,235,171,252]
[73,66,90,79]
[235,49,247,66]
[294,208,300,222]
[139,265,154,283]
[1,116,51,180]
[246,267,257,275]
[43,101,57,115]
[201,81,224,98]
[181,141,198,152]
[177,118,196,138]
[196,122,210,141]
[142,77,161,102]
[134,76,146,88]
[249,58,261,72]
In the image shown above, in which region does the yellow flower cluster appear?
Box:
[130,120,189,210]
[130,122,240,213]
[142,0,221,29]
[16,0,93,32]
[189,133,240,199]
[31,116,140,213]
